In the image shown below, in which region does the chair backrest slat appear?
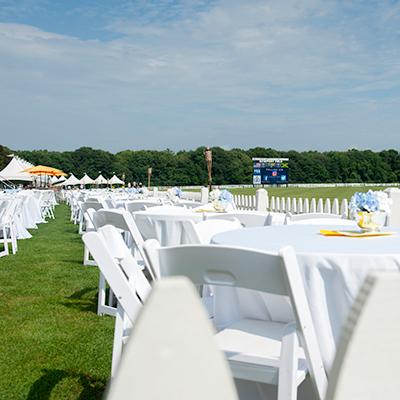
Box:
[158,245,288,296]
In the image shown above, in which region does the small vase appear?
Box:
[356,211,386,232]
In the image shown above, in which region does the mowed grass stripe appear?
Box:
[0,204,113,399]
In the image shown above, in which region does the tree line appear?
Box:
[1,144,399,185]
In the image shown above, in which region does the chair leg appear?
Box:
[4,226,10,256]
[0,227,9,257]
[6,224,18,255]
[111,304,125,376]
[83,245,96,266]
[278,323,299,400]
[78,218,84,235]
[97,272,107,315]
[108,289,115,307]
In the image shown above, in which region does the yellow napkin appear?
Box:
[320,230,394,238]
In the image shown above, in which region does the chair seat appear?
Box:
[216,319,307,385]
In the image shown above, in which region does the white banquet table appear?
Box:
[133,206,204,246]
[211,224,400,372]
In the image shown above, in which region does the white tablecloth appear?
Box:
[211,224,400,371]
[133,206,204,246]
[133,205,286,246]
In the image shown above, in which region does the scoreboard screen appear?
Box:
[252,158,289,185]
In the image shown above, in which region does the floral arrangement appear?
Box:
[167,186,183,202]
[349,190,391,231]
[209,188,235,211]
[349,190,391,216]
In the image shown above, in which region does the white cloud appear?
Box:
[0,0,399,151]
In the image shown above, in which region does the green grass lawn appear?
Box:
[218,185,393,201]
[0,204,114,399]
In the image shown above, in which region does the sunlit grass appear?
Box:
[0,204,113,399]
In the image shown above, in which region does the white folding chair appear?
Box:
[326,272,400,400]
[147,244,327,400]
[124,200,162,213]
[0,200,11,257]
[182,218,242,245]
[82,208,97,266]
[92,209,152,276]
[83,228,151,375]
[107,277,238,400]
[206,212,270,227]
[181,218,242,317]
[0,200,18,255]
[91,209,153,317]
[285,212,355,226]
[79,201,104,234]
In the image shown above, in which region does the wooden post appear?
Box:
[147,167,152,190]
[204,147,212,192]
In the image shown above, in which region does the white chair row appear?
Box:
[107,271,400,400]
[0,190,51,257]
[0,199,19,256]
[84,230,327,400]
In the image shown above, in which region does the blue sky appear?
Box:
[0,0,399,152]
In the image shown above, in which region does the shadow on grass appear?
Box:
[27,369,107,400]
[62,287,99,314]
[60,258,87,265]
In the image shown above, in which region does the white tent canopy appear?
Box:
[53,176,66,185]
[62,174,81,186]
[80,173,95,185]
[94,174,108,185]
[108,175,124,185]
[0,156,34,182]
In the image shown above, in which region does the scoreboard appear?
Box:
[252,158,289,185]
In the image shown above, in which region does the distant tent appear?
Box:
[80,173,95,185]
[62,174,81,186]
[94,174,108,185]
[57,176,66,183]
[108,175,124,185]
[0,156,34,182]
[53,176,66,185]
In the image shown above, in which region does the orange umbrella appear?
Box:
[22,165,67,177]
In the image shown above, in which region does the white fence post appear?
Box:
[310,198,316,213]
[386,188,400,227]
[304,198,310,213]
[286,197,291,213]
[200,187,209,204]
[324,198,331,214]
[317,198,324,213]
[153,187,159,198]
[297,197,303,214]
[340,199,349,219]
[291,197,297,214]
[332,198,339,215]
[255,189,268,211]
[276,197,281,212]
[270,196,275,211]
[281,197,286,212]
